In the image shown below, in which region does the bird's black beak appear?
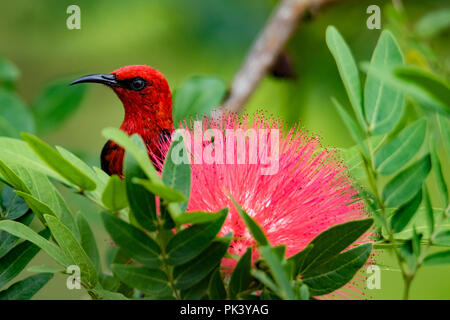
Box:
[70,74,119,87]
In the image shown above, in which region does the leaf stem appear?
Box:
[364,134,412,299]
[156,212,181,300]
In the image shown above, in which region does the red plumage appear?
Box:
[99,65,173,175]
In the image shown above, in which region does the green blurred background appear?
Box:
[0,0,448,299]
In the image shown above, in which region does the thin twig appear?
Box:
[223,0,337,113]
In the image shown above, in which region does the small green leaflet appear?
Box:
[382,154,431,208]
[21,133,96,191]
[326,26,366,130]
[375,118,427,175]
[166,208,227,266]
[364,30,405,135]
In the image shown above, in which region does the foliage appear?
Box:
[326,23,449,300]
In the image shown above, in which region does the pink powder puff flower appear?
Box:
[157,112,370,299]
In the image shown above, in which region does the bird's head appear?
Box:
[71,65,173,126]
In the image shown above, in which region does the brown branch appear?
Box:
[222,0,337,113]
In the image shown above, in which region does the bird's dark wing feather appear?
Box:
[101,130,172,176]
[101,140,124,176]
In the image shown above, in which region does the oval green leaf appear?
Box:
[382,154,431,208]
[364,30,405,135]
[44,214,97,287]
[326,26,365,130]
[21,133,96,191]
[101,212,162,268]
[375,118,427,175]
[0,220,70,267]
[101,175,128,211]
[167,208,227,266]
[174,239,231,290]
[111,264,171,297]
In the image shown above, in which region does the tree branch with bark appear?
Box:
[223,0,338,113]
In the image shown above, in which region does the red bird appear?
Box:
[71,65,173,176]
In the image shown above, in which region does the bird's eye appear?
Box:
[130,77,147,91]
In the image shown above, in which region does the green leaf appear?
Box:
[44,214,97,287]
[111,264,171,297]
[0,137,63,181]
[55,146,105,199]
[288,244,314,278]
[302,243,372,296]
[399,239,416,269]
[0,139,80,236]
[0,57,19,84]
[364,30,405,135]
[123,141,157,232]
[21,133,96,191]
[326,26,365,130]
[101,212,162,268]
[423,250,450,266]
[0,88,34,134]
[0,158,30,193]
[99,274,120,292]
[434,231,450,246]
[0,186,28,220]
[102,129,159,182]
[175,210,226,225]
[173,76,226,126]
[160,204,175,230]
[340,135,386,180]
[208,268,226,300]
[0,220,70,266]
[0,273,53,300]
[361,63,449,116]
[101,175,128,211]
[162,136,191,212]
[412,227,422,258]
[91,166,110,200]
[167,208,227,266]
[77,215,101,273]
[332,98,369,157]
[259,246,294,300]
[14,190,56,223]
[0,212,34,259]
[390,190,423,233]
[437,114,450,158]
[27,265,64,274]
[229,247,252,299]
[90,286,128,300]
[180,274,210,300]
[430,141,448,208]
[174,238,231,290]
[395,67,450,111]
[375,118,427,175]
[300,218,373,274]
[251,269,279,294]
[2,162,79,238]
[132,178,185,203]
[415,8,450,38]
[32,79,86,134]
[297,283,310,300]
[382,154,431,207]
[389,207,448,241]
[0,229,50,289]
[422,186,434,235]
[230,195,268,246]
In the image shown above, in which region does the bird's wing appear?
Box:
[101,140,124,176]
